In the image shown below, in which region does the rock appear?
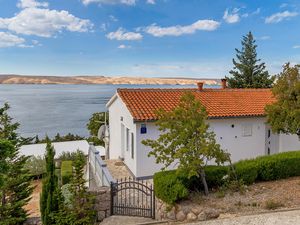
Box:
[191,207,202,215]
[167,210,176,220]
[176,211,186,221]
[205,209,220,219]
[198,211,207,221]
[187,212,197,222]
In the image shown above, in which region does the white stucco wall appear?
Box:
[279,133,300,152]
[209,117,267,162]
[108,96,137,176]
[135,117,269,178]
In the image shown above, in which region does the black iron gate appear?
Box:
[110,178,155,218]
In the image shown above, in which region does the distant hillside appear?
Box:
[0,75,220,85]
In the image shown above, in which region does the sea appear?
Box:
[0,84,207,138]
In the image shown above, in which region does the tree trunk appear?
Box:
[200,169,209,195]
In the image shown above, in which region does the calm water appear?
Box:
[0,84,200,138]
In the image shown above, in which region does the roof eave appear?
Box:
[133,114,266,123]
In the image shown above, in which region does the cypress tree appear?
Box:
[40,138,60,225]
[226,31,274,88]
[0,103,34,224]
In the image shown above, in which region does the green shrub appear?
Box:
[234,160,258,184]
[61,161,73,185]
[153,170,188,205]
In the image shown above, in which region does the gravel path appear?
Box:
[185,209,300,225]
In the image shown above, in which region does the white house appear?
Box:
[106,80,300,179]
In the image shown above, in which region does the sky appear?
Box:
[0,0,299,78]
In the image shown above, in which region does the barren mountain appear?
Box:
[0,75,219,85]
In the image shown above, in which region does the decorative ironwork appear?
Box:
[111,177,155,218]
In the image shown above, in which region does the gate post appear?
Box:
[110,181,114,216]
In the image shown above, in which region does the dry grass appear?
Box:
[183,176,300,216]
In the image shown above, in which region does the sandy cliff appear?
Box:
[0,75,219,85]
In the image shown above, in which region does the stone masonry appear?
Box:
[90,186,111,222]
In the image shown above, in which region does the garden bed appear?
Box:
[157,176,300,222]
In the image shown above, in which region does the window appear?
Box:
[242,125,252,137]
[131,133,134,159]
[126,128,129,151]
[141,124,147,134]
[268,129,271,138]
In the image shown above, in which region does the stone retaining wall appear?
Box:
[90,186,111,222]
[156,199,220,222]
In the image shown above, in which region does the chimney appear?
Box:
[197,82,204,91]
[221,78,227,89]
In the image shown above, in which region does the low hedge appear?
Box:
[61,161,73,185]
[153,170,189,205]
[154,151,300,204]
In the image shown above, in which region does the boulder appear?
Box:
[186,212,197,222]
[176,211,186,221]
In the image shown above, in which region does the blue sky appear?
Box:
[0,0,299,78]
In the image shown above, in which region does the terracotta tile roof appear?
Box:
[117,88,275,121]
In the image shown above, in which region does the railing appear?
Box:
[89,143,115,187]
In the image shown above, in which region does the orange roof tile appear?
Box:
[117,88,275,121]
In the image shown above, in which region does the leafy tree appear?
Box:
[40,138,60,225]
[0,103,34,224]
[53,151,95,225]
[142,92,230,195]
[24,156,46,179]
[266,63,300,135]
[86,112,108,137]
[226,31,274,88]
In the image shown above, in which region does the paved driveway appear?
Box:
[185,209,300,225]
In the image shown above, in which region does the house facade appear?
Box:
[106,81,300,179]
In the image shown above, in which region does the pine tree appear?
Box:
[40,138,60,225]
[52,151,95,225]
[0,103,34,224]
[226,31,274,88]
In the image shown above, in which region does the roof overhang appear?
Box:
[133,114,266,123]
[106,93,118,108]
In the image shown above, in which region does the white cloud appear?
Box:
[259,36,271,40]
[118,44,131,49]
[146,0,155,4]
[106,28,143,41]
[109,15,118,22]
[143,20,220,37]
[293,45,300,49]
[0,32,25,48]
[0,7,93,37]
[265,10,298,24]
[82,0,136,5]
[17,0,48,9]
[280,3,288,8]
[223,8,240,23]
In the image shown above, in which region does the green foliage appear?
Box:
[142,92,230,194]
[40,138,61,225]
[35,133,85,144]
[59,151,78,161]
[86,112,108,137]
[266,63,300,135]
[234,160,258,184]
[153,170,188,205]
[0,103,34,224]
[61,161,73,185]
[53,151,95,225]
[226,31,274,88]
[24,156,46,179]
[154,151,300,204]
